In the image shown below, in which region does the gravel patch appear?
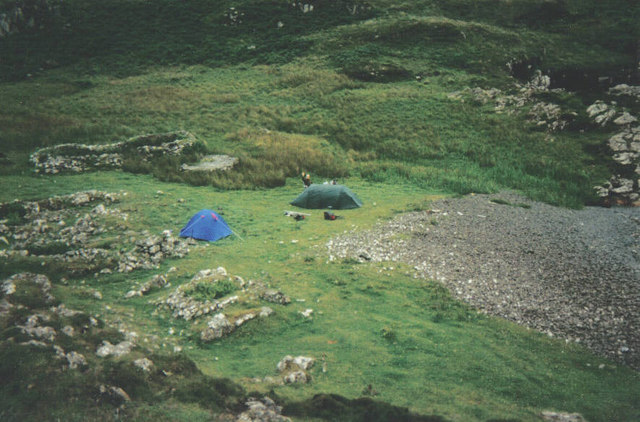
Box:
[327,192,640,369]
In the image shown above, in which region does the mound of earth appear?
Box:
[328,192,640,369]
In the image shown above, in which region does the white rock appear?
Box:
[134,357,154,372]
[259,307,274,317]
[66,351,87,369]
[277,355,315,372]
[283,370,309,384]
[96,340,133,357]
[201,313,234,341]
[614,112,637,125]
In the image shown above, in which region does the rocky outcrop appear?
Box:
[133,357,154,372]
[541,411,587,422]
[54,345,87,369]
[0,190,119,220]
[0,0,61,38]
[180,154,238,172]
[237,397,291,422]
[118,230,189,273]
[276,355,315,384]
[96,340,134,358]
[199,309,269,342]
[158,268,240,321]
[125,269,174,298]
[2,273,98,370]
[448,71,571,133]
[609,83,640,101]
[0,191,189,275]
[589,86,640,205]
[200,313,234,341]
[30,131,197,174]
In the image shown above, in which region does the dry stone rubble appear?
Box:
[448,71,572,133]
[30,131,197,174]
[236,397,291,422]
[589,85,640,205]
[276,355,315,385]
[327,192,640,369]
[158,267,240,321]
[158,267,286,344]
[0,191,190,275]
[1,273,107,370]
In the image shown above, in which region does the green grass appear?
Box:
[1,172,639,421]
[1,0,639,420]
[0,61,618,206]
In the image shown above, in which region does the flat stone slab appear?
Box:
[181,155,238,172]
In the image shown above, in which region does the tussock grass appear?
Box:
[1,0,640,419]
[0,62,613,205]
[1,172,639,421]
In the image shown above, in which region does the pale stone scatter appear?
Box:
[236,397,291,422]
[96,340,134,358]
[134,357,154,372]
[30,131,197,174]
[275,355,315,384]
[299,308,313,318]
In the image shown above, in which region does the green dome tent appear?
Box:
[290,184,363,209]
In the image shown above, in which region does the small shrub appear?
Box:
[381,326,397,342]
[184,279,237,301]
[150,353,200,376]
[174,377,245,411]
[26,241,72,256]
[102,361,153,402]
[0,201,27,226]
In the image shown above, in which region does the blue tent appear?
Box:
[179,209,232,242]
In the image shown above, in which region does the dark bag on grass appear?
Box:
[324,211,337,220]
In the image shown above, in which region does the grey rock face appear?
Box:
[237,397,291,422]
[589,94,640,204]
[614,112,638,126]
[609,84,640,100]
[587,100,617,126]
[201,313,234,341]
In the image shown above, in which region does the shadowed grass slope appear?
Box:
[1,173,639,421]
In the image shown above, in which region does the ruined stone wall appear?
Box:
[0,0,61,38]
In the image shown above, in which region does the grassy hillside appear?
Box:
[2,0,638,205]
[1,0,639,421]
